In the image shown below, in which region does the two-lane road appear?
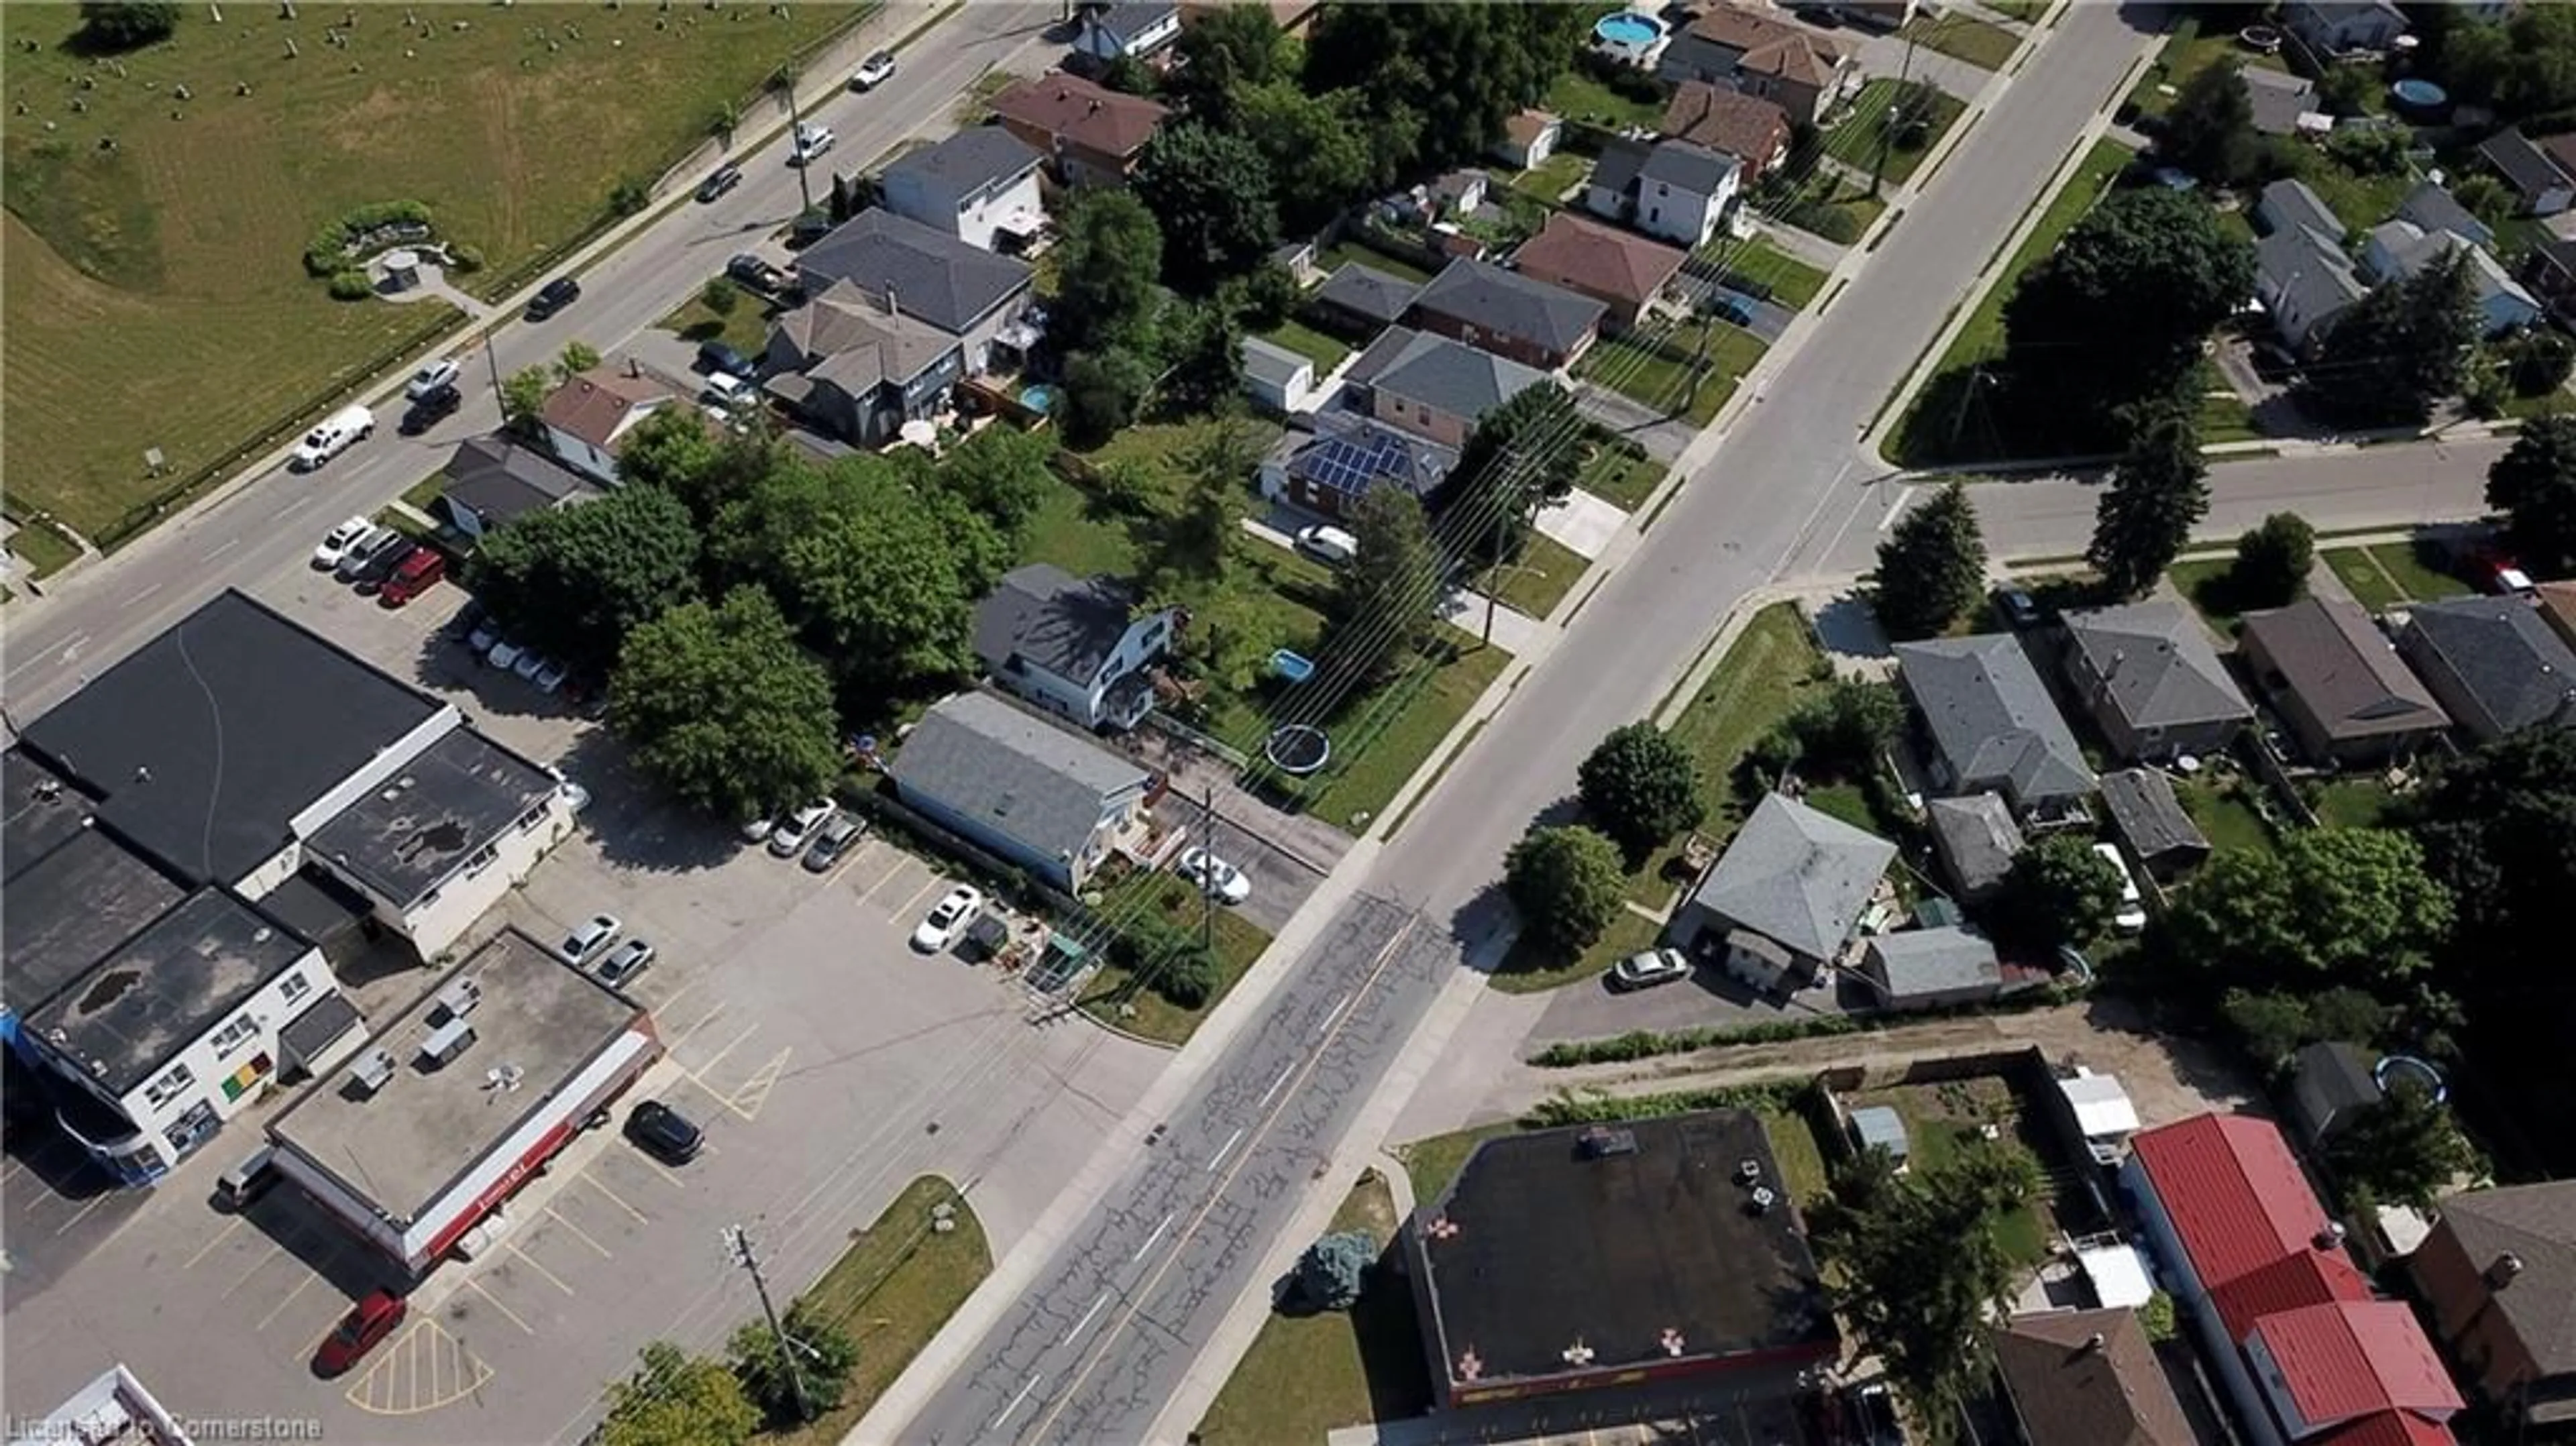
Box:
[1,1,1056,718]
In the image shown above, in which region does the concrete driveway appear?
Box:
[1529,956,1852,1048]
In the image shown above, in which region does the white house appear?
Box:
[1583,136,1741,249]
[879,127,1048,254]
[538,368,678,486]
[1073,0,1181,62]
[2362,220,2544,336]
[2285,0,2408,56]
[1492,109,1562,172]
[973,564,1179,733]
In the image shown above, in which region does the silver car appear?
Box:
[333,527,400,582]
[802,815,867,873]
[1611,948,1693,991]
[559,913,621,966]
[596,938,655,988]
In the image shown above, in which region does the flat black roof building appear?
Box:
[1,816,190,1020]
[22,889,310,1096]
[307,729,557,909]
[15,591,444,884]
[1409,1109,1837,1406]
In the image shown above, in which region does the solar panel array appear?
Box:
[1295,425,1435,500]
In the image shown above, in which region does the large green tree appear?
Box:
[1232,81,1377,233]
[1448,381,1583,567]
[466,484,702,678]
[2326,1078,2481,1209]
[1577,722,1706,857]
[2088,407,2208,598]
[1872,480,1986,640]
[934,422,1055,547]
[2161,58,2259,186]
[2487,411,2576,576]
[1318,488,1442,690]
[1503,823,1627,958]
[2304,249,2481,426]
[1135,122,1281,294]
[1304,3,1584,180]
[1156,298,1247,416]
[2163,828,2455,991]
[1165,5,1289,125]
[726,1304,857,1427]
[2231,512,2315,610]
[1997,833,2126,951]
[1144,421,1260,596]
[610,590,843,823]
[76,2,178,51]
[598,1342,759,1446]
[1051,190,1165,355]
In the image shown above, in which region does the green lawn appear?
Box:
[1193,1172,1434,1446]
[1079,871,1276,1046]
[2306,777,2397,830]
[1825,79,1968,189]
[1314,239,1433,286]
[2364,543,2472,603]
[7,521,81,579]
[1761,1109,1834,1200]
[1900,13,2026,71]
[1733,239,1832,311]
[1489,907,1663,994]
[1397,1123,1519,1205]
[2,2,864,543]
[2127,18,2294,121]
[1574,319,1769,426]
[2180,778,2276,856]
[1487,532,1590,620]
[773,1176,989,1446]
[659,290,774,357]
[1260,317,1354,374]
[1509,150,1591,204]
[1575,439,1666,511]
[1546,67,1666,132]
[2323,548,2407,612]
[2167,557,2251,632]
[1020,474,1144,579]
[2273,143,2417,242]
[1842,1080,2051,1264]
[1296,636,1511,830]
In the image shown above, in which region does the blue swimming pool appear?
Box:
[1593,11,1666,48]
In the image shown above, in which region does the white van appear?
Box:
[290,404,376,471]
[701,372,749,408]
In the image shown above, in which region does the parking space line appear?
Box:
[691,1021,758,1079]
[465,1278,537,1336]
[627,1150,692,1190]
[895,875,945,919]
[543,1205,613,1258]
[724,1048,790,1119]
[580,1172,651,1224]
[51,1195,105,1235]
[654,975,704,1017]
[183,1216,244,1268]
[223,1241,287,1297]
[667,1003,731,1051]
[256,1274,317,1331]
[853,854,910,902]
[506,1243,576,1296]
[678,1068,760,1123]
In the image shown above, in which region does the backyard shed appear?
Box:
[1849,1105,1910,1168]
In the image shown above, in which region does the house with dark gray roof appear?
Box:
[972,564,1177,732]
[1257,410,1460,520]
[2098,768,2210,882]
[2288,1040,2384,1145]
[2060,602,2253,762]
[2241,596,2451,764]
[2479,128,2576,218]
[1343,326,1548,449]
[1672,793,1894,989]
[792,209,1035,367]
[1073,0,1181,62]
[1309,262,1425,337]
[1927,791,2023,902]
[2253,180,2365,351]
[889,690,1160,892]
[2412,1180,2576,1428]
[1896,635,2098,819]
[2396,179,2495,251]
[2242,66,2318,136]
[2398,597,2576,742]
[435,434,598,543]
[762,278,969,446]
[1405,258,1607,372]
[880,127,1046,253]
[1240,335,1313,413]
[1860,926,2001,1011]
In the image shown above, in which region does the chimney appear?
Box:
[883,286,900,321]
[2313,1222,2348,1252]
[2487,1252,2525,1290]
[1087,98,1102,115]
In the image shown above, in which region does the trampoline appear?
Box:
[1265,723,1332,776]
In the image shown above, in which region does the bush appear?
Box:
[702,276,741,317]
[444,243,484,274]
[304,199,435,277]
[2324,124,2409,176]
[608,177,653,218]
[76,3,178,52]
[2502,326,2575,397]
[1521,1080,1811,1127]
[1152,944,1220,1009]
[1770,198,1863,245]
[325,270,375,301]
[2231,512,2315,609]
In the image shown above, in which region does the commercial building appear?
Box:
[267,930,659,1274]
[5,1364,194,1446]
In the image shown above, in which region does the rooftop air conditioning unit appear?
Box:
[419,1017,476,1067]
[434,977,484,1022]
[352,1047,397,1095]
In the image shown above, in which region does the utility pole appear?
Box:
[1947,352,1988,453]
[1199,780,1218,955]
[482,331,508,421]
[1872,19,1923,199]
[724,1224,813,1423]
[779,65,813,215]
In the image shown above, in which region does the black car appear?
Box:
[526,276,582,320]
[696,340,755,380]
[625,1100,703,1166]
[398,383,462,436]
[695,161,743,204]
[726,253,784,292]
[353,537,420,592]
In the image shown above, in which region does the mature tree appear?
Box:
[1286,1231,1376,1313]
[76,2,178,50]
[500,366,551,433]
[1144,421,1260,595]
[1449,381,1584,567]
[2231,511,2316,609]
[1578,722,1706,857]
[934,423,1054,547]
[1097,51,1161,99]
[2315,61,2381,118]
[598,1341,759,1446]
[1061,349,1153,450]
[2304,249,2481,425]
[2487,411,2576,576]
[553,341,603,384]
[2088,406,2208,598]
[610,590,842,822]
[1157,298,1246,416]
[2405,729,2576,980]
[2163,828,2454,991]
[1232,82,1377,233]
[1051,190,1165,355]
[1504,824,1627,957]
[2221,985,2394,1068]
[2162,58,2259,186]
[1318,489,1441,689]
[622,412,781,530]
[1166,5,1289,124]
[1872,480,1987,640]
[2499,325,2575,398]
[1135,122,1281,294]
[727,1304,857,1427]
[1997,833,2126,950]
[466,486,701,678]
[713,457,981,701]
[1753,680,1904,779]
[2326,1078,2480,1209]
[1306,4,1586,178]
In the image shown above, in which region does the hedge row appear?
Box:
[1520,1078,1814,1127]
[1527,983,2088,1068]
[303,199,436,278]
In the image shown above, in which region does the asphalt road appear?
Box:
[0,0,1058,721]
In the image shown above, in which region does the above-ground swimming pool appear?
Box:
[2389,78,2450,117]
[1591,9,1667,63]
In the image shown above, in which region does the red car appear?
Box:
[378,547,446,607]
[2473,550,2536,596]
[314,1290,407,1377]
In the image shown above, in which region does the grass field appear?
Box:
[2323,549,2406,612]
[2365,543,2472,603]
[1314,239,1432,286]
[1574,319,1768,427]
[2306,777,2396,830]
[3,2,861,541]
[2167,557,2251,632]
[1298,635,1511,829]
[1489,907,1662,994]
[2321,545,2470,612]
[2126,19,2293,121]
[1826,79,1967,190]
[1397,1123,1519,1204]
[659,290,775,358]
[1901,13,2025,72]
[1079,871,1276,1046]
[1259,316,1354,374]
[1487,532,1591,621]
[1575,441,1666,512]
[1546,66,1666,132]
[1734,238,1831,311]
[1510,150,1592,204]
[1841,1080,2051,1263]
[774,1176,989,1445]
[2180,778,2275,856]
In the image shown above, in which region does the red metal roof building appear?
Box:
[2213,1249,2375,1343]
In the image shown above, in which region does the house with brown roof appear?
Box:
[986,72,1170,188]
[1991,1307,2195,1446]
[2408,1181,2576,1429]
[1657,3,1860,126]
[1511,212,1686,329]
[2538,580,2576,651]
[1662,81,1793,184]
[537,368,678,486]
[2241,598,2452,765]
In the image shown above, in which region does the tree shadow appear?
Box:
[556,727,745,877]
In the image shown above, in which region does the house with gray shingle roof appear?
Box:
[762,278,967,447]
[2398,597,2576,742]
[1860,927,2002,1011]
[1896,635,2098,819]
[1310,262,1425,337]
[890,691,1159,892]
[2099,768,2210,881]
[881,127,1046,254]
[2240,596,2451,765]
[1343,326,1548,449]
[1405,258,1607,372]
[2253,180,2366,351]
[1927,791,2023,902]
[1673,793,1894,990]
[793,209,1035,357]
[2480,128,2576,218]
[2396,179,2495,251]
[972,565,1178,732]
[2242,66,2318,137]
[1582,136,1743,250]
[2060,602,2254,763]
[2410,1180,2576,1428]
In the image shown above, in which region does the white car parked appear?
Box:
[767,799,836,858]
[911,885,985,953]
[1177,847,1252,905]
[1294,525,1358,567]
[406,357,461,400]
[313,515,374,570]
[2092,842,2148,934]
[850,50,896,91]
[559,913,622,966]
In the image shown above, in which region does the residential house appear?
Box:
[879,127,1046,254]
[1896,635,2099,820]
[2409,1180,2576,1429]
[2098,768,2210,882]
[2286,0,2409,55]
[537,368,676,486]
[2523,235,2576,329]
[2362,221,2542,336]
[2253,180,2367,351]
[1406,258,1607,372]
[986,72,1170,188]
[1990,1308,2196,1446]
[2123,1113,2463,1446]
[792,209,1035,376]
[1491,109,1562,172]
[2288,1041,2385,1146]
[2240,598,2452,765]
[1257,411,1459,520]
[1511,212,1686,330]
[1661,81,1793,184]
[2397,597,2576,742]
[761,278,968,447]
[1240,335,1313,414]
[1670,792,1896,990]
[1072,0,1181,62]
[888,690,1159,893]
[1657,3,1860,127]
[2395,180,2495,252]
[432,434,596,543]
[1858,927,2001,1011]
[1926,791,2024,902]
[2243,68,2321,137]
[972,564,1175,733]
[1307,262,1425,339]
[1582,136,1742,251]
[2538,580,2576,650]
[2061,602,2255,762]
[1342,326,1548,448]
[2477,129,2576,218]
